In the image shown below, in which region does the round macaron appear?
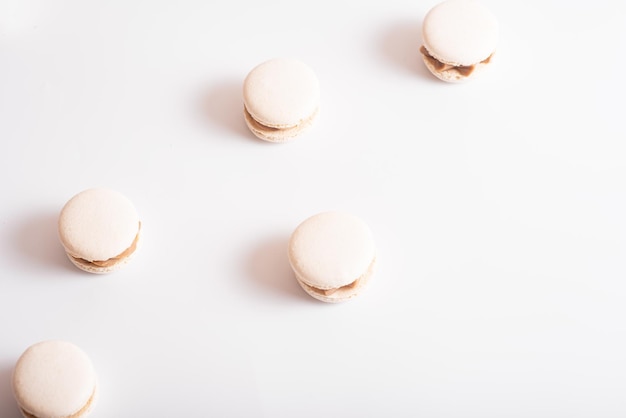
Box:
[58,188,141,274]
[420,0,499,82]
[243,58,320,142]
[12,340,98,418]
[288,211,376,303]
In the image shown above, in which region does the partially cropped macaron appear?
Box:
[58,188,141,274]
[243,58,320,142]
[288,211,376,303]
[420,0,499,82]
[12,340,98,418]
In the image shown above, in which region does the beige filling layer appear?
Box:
[312,279,360,296]
[244,106,316,135]
[71,223,141,268]
[303,257,376,297]
[20,387,96,418]
[420,46,492,77]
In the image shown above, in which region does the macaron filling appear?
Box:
[19,387,96,418]
[244,105,318,140]
[420,45,493,77]
[70,223,141,269]
[308,278,359,296]
[296,256,376,299]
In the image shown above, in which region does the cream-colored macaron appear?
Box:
[58,188,141,274]
[420,0,499,82]
[288,211,376,303]
[12,340,98,418]
[243,58,320,142]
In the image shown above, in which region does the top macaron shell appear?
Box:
[422,0,499,66]
[58,188,139,262]
[288,211,376,291]
[12,340,97,418]
[243,58,320,129]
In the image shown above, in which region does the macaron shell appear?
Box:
[12,341,97,418]
[288,211,376,291]
[243,58,320,129]
[58,188,140,263]
[422,0,499,66]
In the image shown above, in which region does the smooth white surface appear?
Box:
[0,0,625,417]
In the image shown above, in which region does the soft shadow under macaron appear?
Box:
[246,236,312,302]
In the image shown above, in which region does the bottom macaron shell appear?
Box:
[244,106,318,142]
[295,258,376,303]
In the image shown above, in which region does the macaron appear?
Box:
[12,340,98,418]
[420,0,499,82]
[288,211,376,303]
[58,188,141,274]
[243,58,320,142]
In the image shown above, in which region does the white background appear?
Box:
[1,0,625,417]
